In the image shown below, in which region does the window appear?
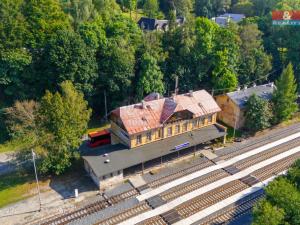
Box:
[167,127,172,137]
[175,125,180,134]
[110,173,113,177]
[208,115,213,123]
[199,117,204,126]
[192,120,197,129]
[157,128,162,139]
[183,122,188,132]
[146,132,152,141]
[136,135,142,145]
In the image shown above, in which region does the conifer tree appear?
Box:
[272,63,298,122]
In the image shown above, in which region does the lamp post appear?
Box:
[32,149,42,211]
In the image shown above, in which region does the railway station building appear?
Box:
[82,90,227,188]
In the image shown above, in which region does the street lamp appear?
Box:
[31,149,42,211]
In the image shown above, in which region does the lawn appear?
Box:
[0,171,38,208]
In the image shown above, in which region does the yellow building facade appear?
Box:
[111,113,217,148]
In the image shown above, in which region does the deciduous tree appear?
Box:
[244,94,272,132]
[252,200,285,225]
[136,53,165,99]
[41,29,98,97]
[38,81,91,175]
[143,0,159,18]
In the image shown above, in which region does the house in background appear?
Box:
[137,17,185,31]
[215,83,275,129]
[212,13,246,27]
[83,90,227,188]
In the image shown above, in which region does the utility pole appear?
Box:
[32,149,42,211]
[104,90,108,121]
[174,76,179,95]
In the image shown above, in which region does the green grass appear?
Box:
[0,171,36,208]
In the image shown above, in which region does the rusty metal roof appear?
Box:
[111,90,221,135]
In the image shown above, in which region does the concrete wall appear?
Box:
[99,171,124,190]
[84,160,100,188]
[84,159,124,189]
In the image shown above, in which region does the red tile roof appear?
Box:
[111,90,221,135]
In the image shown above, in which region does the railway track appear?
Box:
[157,137,300,203]
[233,137,300,171]
[40,189,139,225]
[147,160,214,188]
[199,191,264,225]
[95,202,151,225]
[40,127,300,225]
[161,169,230,202]
[134,152,300,225]
[216,125,300,161]
[176,180,249,218]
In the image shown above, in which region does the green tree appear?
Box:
[272,63,298,122]
[195,0,213,17]
[252,200,285,225]
[173,0,193,17]
[124,0,137,18]
[264,177,300,225]
[96,15,142,108]
[137,53,165,99]
[62,0,98,30]
[232,0,254,17]
[143,0,159,18]
[38,81,91,175]
[23,0,71,48]
[244,94,272,132]
[288,160,300,189]
[212,0,231,15]
[4,100,39,141]
[41,29,98,97]
[237,23,272,85]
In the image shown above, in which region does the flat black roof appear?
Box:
[82,124,226,178]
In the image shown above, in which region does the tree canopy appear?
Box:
[272,63,298,122]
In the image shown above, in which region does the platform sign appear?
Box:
[175,142,190,151]
[272,11,300,26]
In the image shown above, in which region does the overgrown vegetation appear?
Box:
[252,160,300,225]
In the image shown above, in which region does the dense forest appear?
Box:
[1,0,299,115]
[0,0,300,173]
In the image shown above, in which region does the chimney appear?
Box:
[141,100,146,109]
[237,87,241,92]
[253,83,257,87]
[189,90,193,97]
[244,85,248,90]
[156,93,160,100]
